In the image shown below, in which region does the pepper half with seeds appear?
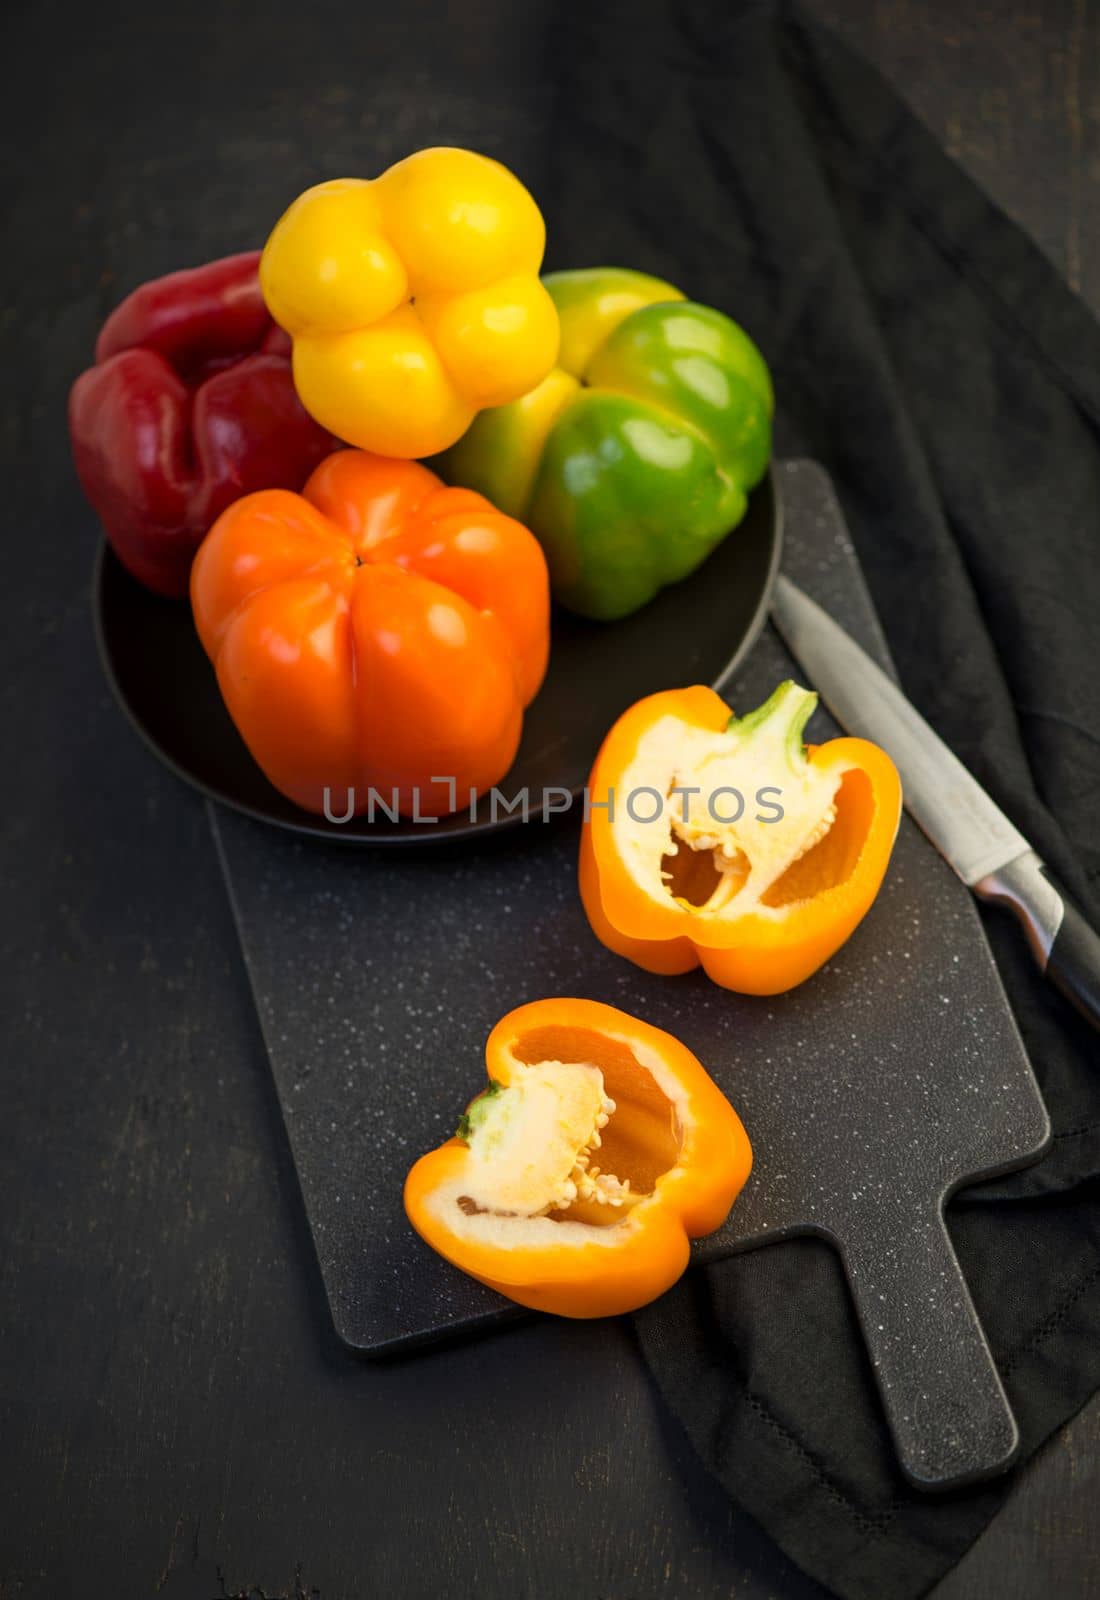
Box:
[579,682,902,995]
[404,998,751,1318]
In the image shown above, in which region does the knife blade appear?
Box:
[771,573,1100,1031]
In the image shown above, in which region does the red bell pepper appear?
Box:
[68,252,337,596]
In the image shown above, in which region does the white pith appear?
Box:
[423,1039,692,1251]
[456,1060,627,1216]
[615,715,841,914]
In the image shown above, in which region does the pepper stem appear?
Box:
[726,679,818,769]
[455,1079,503,1142]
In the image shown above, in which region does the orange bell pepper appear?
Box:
[191,449,549,817]
[579,681,902,994]
[404,997,752,1319]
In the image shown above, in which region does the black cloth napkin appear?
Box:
[545,3,1100,1596]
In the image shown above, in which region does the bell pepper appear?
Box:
[68,251,336,597]
[190,448,549,818]
[439,267,773,620]
[404,997,752,1318]
[259,147,560,460]
[579,682,902,994]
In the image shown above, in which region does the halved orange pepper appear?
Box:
[191,448,549,817]
[404,997,751,1318]
[579,682,902,994]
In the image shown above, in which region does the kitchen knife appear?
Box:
[771,573,1100,1032]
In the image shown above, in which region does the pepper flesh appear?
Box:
[68,251,336,597]
[439,267,773,620]
[580,683,902,994]
[260,148,560,459]
[404,998,752,1318]
[190,449,549,817]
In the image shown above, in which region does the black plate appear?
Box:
[93,472,781,844]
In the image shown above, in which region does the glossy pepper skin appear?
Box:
[191,449,549,818]
[259,148,560,459]
[68,252,336,597]
[580,683,902,995]
[439,267,773,620]
[404,998,752,1318]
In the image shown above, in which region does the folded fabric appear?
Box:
[548,2,1100,1594]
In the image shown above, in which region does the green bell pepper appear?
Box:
[438,268,773,621]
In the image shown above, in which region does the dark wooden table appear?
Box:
[3,3,1097,1596]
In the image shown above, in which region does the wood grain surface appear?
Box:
[2,1,1098,1597]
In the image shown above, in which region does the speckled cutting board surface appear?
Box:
[211,461,1050,1489]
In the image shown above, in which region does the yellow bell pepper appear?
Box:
[259,147,560,458]
[579,682,902,994]
[404,997,752,1318]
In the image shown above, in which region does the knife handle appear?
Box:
[1046,897,1100,1033]
[974,851,1100,1034]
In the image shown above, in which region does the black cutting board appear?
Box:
[210,461,1050,1491]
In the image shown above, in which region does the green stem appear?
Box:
[455,1079,504,1142]
[726,679,818,768]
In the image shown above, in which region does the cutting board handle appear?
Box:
[838,1205,1019,1490]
